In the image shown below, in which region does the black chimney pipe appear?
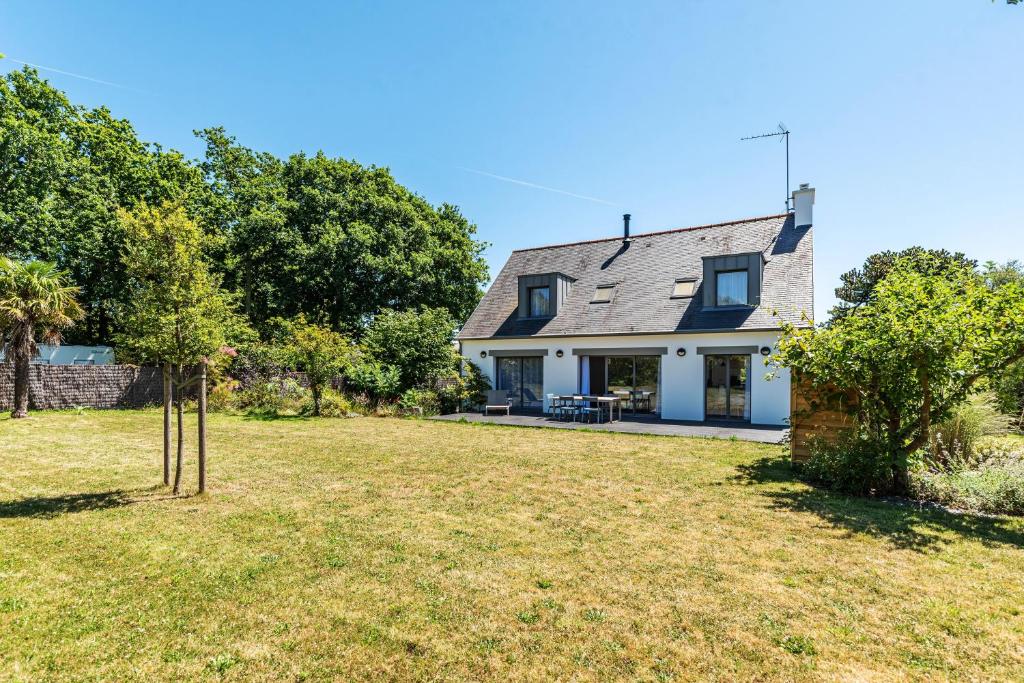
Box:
[623,213,631,242]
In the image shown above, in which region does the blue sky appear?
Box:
[3,1,1022,319]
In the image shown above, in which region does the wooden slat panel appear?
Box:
[790,374,858,462]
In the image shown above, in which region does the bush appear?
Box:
[207,379,239,413]
[346,359,402,402]
[398,388,440,415]
[300,388,354,418]
[234,377,308,415]
[929,392,1012,471]
[799,432,895,496]
[911,461,1024,515]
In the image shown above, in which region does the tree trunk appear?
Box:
[312,384,322,417]
[198,361,207,494]
[163,363,172,486]
[11,352,29,419]
[172,365,185,495]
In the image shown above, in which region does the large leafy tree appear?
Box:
[0,67,211,344]
[829,247,976,322]
[116,202,247,494]
[198,129,489,333]
[772,257,1024,492]
[0,259,83,418]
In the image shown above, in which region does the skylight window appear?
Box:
[672,279,696,298]
[592,285,615,303]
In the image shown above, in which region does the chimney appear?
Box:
[792,183,814,228]
[622,213,632,243]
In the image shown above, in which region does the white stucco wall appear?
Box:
[460,331,790,426]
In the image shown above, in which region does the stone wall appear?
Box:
[0,364,164,411]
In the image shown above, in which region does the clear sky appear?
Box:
[3,1,1022,319]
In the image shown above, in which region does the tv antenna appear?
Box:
[741,123,791,213]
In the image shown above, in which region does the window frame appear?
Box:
[527,285,552,317]
[591,284,615,304]
[671,278,697,299]
[714,269,749,307]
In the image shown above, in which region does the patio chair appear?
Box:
[552,395,577,421]
[578,396,603,424]
[483,390,512,416]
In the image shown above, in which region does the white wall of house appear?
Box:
[0,344,115,365]
[460,331,791,426]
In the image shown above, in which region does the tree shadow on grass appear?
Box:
[0,486,173,519]
[734,455,1024,552]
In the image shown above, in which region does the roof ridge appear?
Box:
[511,213,791,253]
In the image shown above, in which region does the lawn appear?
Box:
[1,412,1022,681]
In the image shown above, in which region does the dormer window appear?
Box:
[592,285,615,303]
[715,270,748,306]
[517,272,575,319]
[529,286,551,317]
[702,253,763,309]
[671,279,696,298]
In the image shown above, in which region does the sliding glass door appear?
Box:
[496,356,544,409]
[704,354,750,421]
[602,355,660,414]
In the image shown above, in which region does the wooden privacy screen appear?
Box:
[790,374,858,461]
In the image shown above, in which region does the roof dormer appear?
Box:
[517,272,575,319]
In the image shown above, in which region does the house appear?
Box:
[456,186,815,426]
[0,344,114,365]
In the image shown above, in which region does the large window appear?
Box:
[705,354,750,421]
[715,270,748,306]
[528,286,551,317]
[604,355,660,414]
[497,356,544,409]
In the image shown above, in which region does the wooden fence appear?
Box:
[790,374,858,461]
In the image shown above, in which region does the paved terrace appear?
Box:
[431,412,788,444]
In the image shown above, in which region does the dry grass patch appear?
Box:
[0,411,1022,681]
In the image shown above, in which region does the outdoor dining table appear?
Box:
[552,395,622,423]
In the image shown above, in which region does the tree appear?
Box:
[0,259,83,418]
[197,129,489,332]
[772,256,1024,493]
[984,261,1024,427]
[829,247,976,322]
[116,202,246,494]
[283,316,354,416]
[0,67,211,345]
[362,307,459,392]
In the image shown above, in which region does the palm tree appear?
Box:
[0,259,84,418]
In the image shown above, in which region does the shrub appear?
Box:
[362,307,459,392]
[346,358,402,402]
[300,388,353,418]
[799,432,894,496]
[207,379,239,413]
[235,377,308,415]
[911,460,1024,515]
[929,392,1012,471]
[398,388,440,415]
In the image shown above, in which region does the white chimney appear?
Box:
[792,183,814,228]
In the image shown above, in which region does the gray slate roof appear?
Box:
[458,213,813,339]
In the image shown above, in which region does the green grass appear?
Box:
[1,411,1023,681]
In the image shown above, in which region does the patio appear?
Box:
[431,411,788,443]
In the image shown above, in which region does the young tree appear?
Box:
[362,307,459,392]
[283,316,354,416]
[0,259,83,418]
[116,202,245,494]
[772,257,1024,492]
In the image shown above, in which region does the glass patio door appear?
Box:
[605,355,660,414]
[496,356,544,409]
[704,354,750,421]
